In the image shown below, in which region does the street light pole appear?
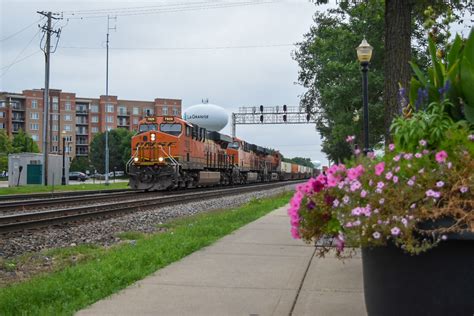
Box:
[356,38,373,155]
[61,131,66,185]
[361,61,370,154]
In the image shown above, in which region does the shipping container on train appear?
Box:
[127,115,315,191]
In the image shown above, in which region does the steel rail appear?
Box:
[0,188,132,202]
[0,181,302,233]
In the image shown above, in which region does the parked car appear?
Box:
[69,172,88,182]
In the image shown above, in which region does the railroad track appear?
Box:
[0,188,132,202]
[0,181,302,233]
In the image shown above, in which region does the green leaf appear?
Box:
[464,28,474,66]
[460,56,474,123]
[428,36,444,88]
[409,62,427,86]
[447,34,463,69]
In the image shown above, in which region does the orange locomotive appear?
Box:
[128,115,313,191]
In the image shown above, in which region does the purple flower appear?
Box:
[343,195,350,204]
[415,153,422,158]
[373,232,381,239]
[354,149,361,155]
[350,180,362,192]
[407,179,415,186]
[377,181,385,189]
[447,162,452,169]
[391,227,401,236]
[351,207,362,216]
[426,189,441,198]
[422,149,430,155]
[379,198,385,205]
[389,144,395,151]
[403,153,413,160]
[436,181,445,188]
[360,190,367,198]
[393,176,399,184]
[410,203,416,209]
[385,172,393,180]
[374,208,379,214]
[460,186,469,193]
[419,139,427,146]
[393,155,401,162]
[346,135,355,143]
[333,199,340,207]
[468,134,474,141]
[401,218,408,227]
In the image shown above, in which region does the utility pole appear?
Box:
[105,15,117,186]
[38,11,61,186]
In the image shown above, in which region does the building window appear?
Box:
[30,112,39,120]
[106,116,114,123]
[144,108,154,116]
[31,100,38,109]
[0,123,4,128]
[0,112,4,118]
[0,101,5,108]
[52,114,59,121]
[92,127,98,133]
[52,96,59,111]
[106,104,114,113]
[30,123,39,130]
[173,107,179,116]
[52,145,58,152]
[162,107,168,115]
[91,116,99,123]
[53,135,58,142]
[133,107,139,115]
[65,114,72,121]
[118,106,127,115]
[133,118,138,124]
[65,102,71,111]
[91,105,99,113]
[31,134,38,141]
[64,124,72,132]
[52,124,58,131]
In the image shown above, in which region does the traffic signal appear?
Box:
[306,105,311,113]
[260,115,264,122]
[306,113,311,122]
[283,104,287,112]
[259,105,264,112]
[283,114,287,122]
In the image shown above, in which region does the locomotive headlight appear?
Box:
[150,133,156,141]
[134,157,139,162]
[158,156,164,162]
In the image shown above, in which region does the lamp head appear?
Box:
[356,38,373,63]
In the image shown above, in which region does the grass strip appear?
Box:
[0,192,292,315]
[0,182,128,195]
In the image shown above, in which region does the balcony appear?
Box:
[76,119,88,125]
[76,142,88,146]
[117,111,130,117]
[12,104,25,111]
[76,109,89,115]
[76,151,89,156]
[12,116,25,122]
[76,130,89,136]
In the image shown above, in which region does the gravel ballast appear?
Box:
[0,185,295,259]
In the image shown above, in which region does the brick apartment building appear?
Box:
[0,89,182,159]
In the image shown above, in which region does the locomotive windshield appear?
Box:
[228,142,239,149]
[160,123,182,136]
[138,124,158,133]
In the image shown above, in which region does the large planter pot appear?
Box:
[362,233,474,316]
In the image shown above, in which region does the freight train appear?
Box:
[127,115,314,191]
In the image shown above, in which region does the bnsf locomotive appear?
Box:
[128,115,314,191]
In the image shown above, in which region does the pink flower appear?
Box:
[350,180,362,192]
[391,227,401,236]
[354,149,361,155]
[333,199,340,207]
[447,162,452,169]
[369,179,374,186]
[351,207,362,216]
[422,149,430,155]
[379,198,385,205]
[346,135,355,143]
[388,144,395,151]
[360,190,367,198]
[426,189,441,198]
[291,226,300,239]
[377,181,385,189]
[403,153,413,160]
[373,232,381,239]
[392,176,399,184]
[367,152,375,159]
[327,174,339,187]
[435,151,448,163]
[393,155,401,162]
[460,186,469,193]
[374,162,385,176]
[419,139,427,146]
[415,153,422,159]
[385,172,393,180]
[347,165,364,180]
[394,166,400,173]
[343,195,350,204]
[335,233,345,252]
[436,181,444,188]
[407,179,415,186]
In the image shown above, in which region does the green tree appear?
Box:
[0,130,13,172]
[70,156,91,172]
[294,1,386,162]
[11,129,39,153]
[282,157,314,168]
[89,128,134,173]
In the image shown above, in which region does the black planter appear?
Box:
[362,236,474,316]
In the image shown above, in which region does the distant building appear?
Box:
[0,89,182,159]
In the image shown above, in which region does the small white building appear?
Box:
[8,153,69,187]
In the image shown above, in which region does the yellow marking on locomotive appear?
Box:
[164,116,175,122]
[146,117,156,122]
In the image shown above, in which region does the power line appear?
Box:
[0,50,42,72]
[0,28,42,77]
[63,1,275,19]
[0,17,44,42]
[58,43,294,51]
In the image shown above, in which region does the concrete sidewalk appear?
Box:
[77,205,366,316]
